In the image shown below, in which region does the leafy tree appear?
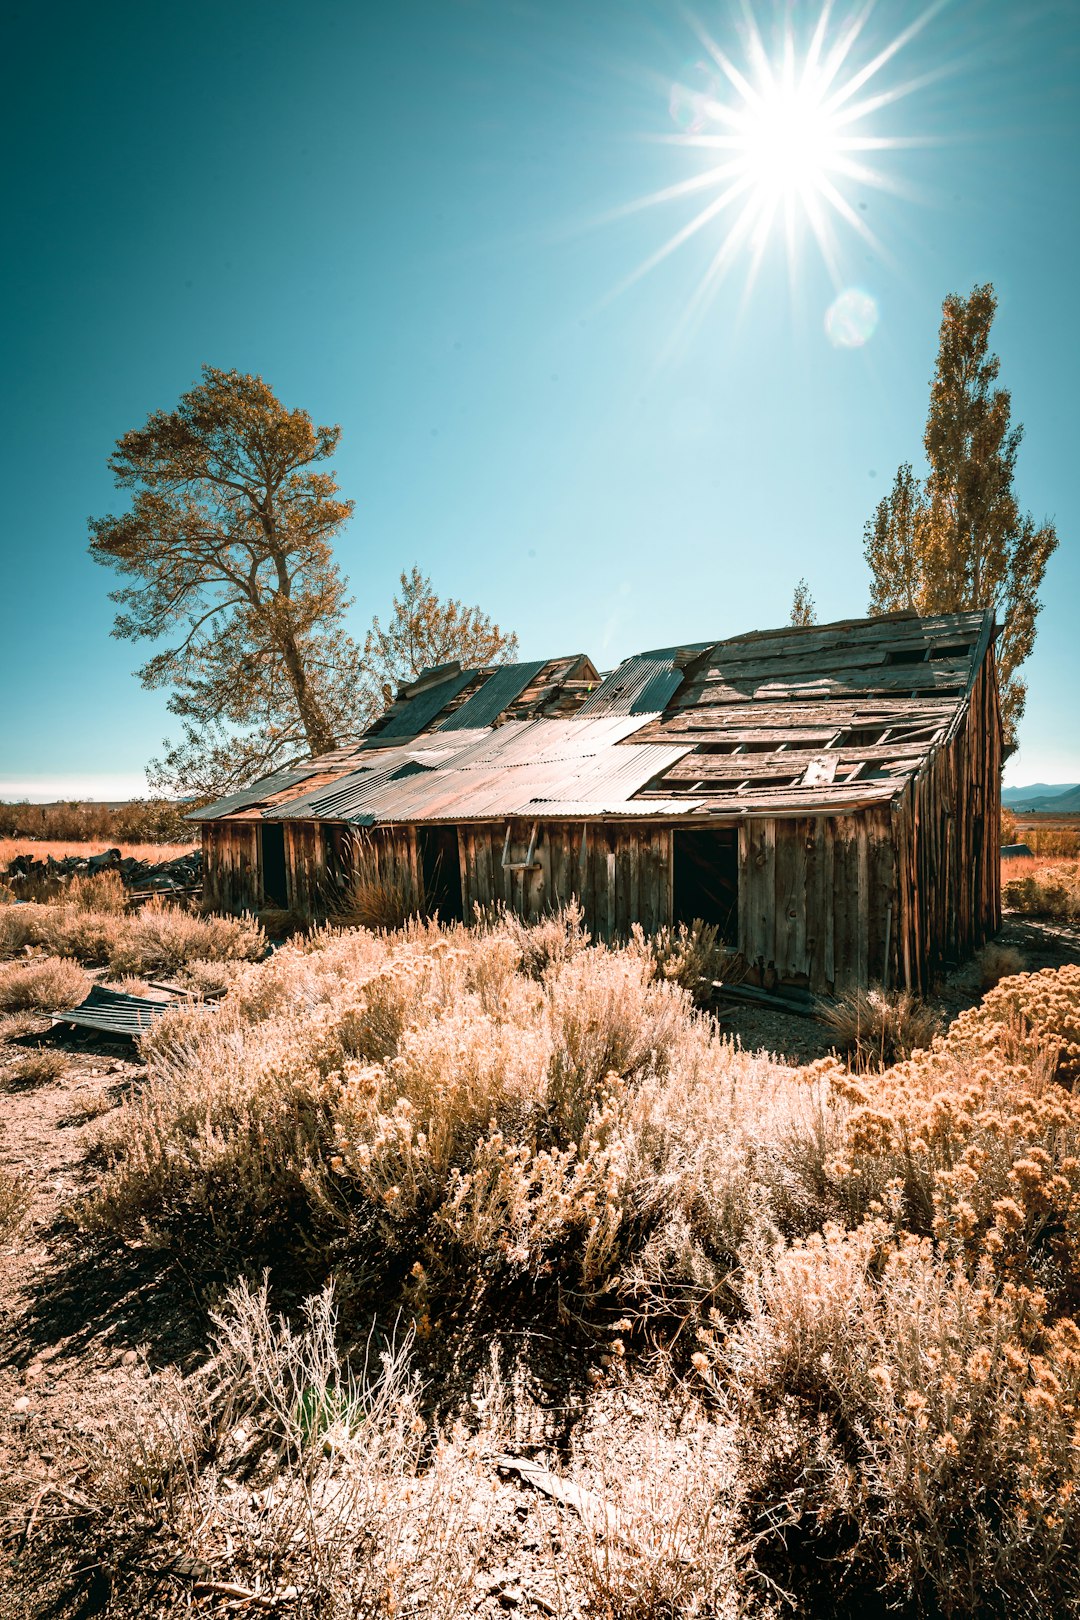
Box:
[789,578,817,626]
[864,285,1058,752]
[89,367,367,797]
[363,566,519,708]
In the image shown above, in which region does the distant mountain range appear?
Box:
[1002,783,1080,812]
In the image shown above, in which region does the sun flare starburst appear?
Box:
[613,4,938,328]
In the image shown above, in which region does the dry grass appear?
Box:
[975,940,1026,989]
[4,1047,69,1086]
[819,984,941,1068]
[0,955,89,1012]
[0,897,265,974]
[0,1165,33,1244]
[0,836,197,866]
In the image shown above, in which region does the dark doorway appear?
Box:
[259,823,288,909]
[672,828,738,943]
[419,826,463,923]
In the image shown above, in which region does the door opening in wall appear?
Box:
[419,826,464,923]
[672,828,738,943]
[259,823,288,909]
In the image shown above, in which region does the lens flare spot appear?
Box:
[669,60,718,133]
[825,288,879,348]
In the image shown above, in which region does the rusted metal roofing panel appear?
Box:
[374,668,477,738]
[53,984,175,1037]
[523,798,703,816]
[438,660,549,731]
[186,768,320,823]
[575,656,680,717]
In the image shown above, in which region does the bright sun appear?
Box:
[612,4,935,323]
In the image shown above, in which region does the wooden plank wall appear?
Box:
[458,821,671,938]
[201,823,261,912]
[284,824,422,919]
[893,650,1002,992]
[738,810,894,993]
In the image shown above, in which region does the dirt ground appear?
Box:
[1,912,1078,1617]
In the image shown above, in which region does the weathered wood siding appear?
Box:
[893,649,1001,992]
[458,821,671,938]
[738,809,895,994]
[201,823,260,912]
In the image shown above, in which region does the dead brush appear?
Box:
[639,918,739,1007]
[820,984,940,1069]
[562,1404,740,1620]
[77,1277,486,1617]
[4,1047,68,1086]
[0,955,89,1013]
[332,866,421,932]
[0,1164,32,1243]
[975,941,1026,990]
[725,1215,1080,1618]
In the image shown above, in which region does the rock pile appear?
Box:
[3,847,202,894]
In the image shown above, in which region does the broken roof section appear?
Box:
[188,610,995,826]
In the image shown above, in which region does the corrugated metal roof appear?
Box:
[374,668,477,738]
[523,798,703,816]
[438,660,549,731]
[186,768,320,823]
[575,656,685,717]
[52,985,175,1037]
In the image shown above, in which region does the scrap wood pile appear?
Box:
[2,846,201,896]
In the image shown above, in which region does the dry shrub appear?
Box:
[821,984,940,1068]
[0,1165,32,1243]
[65,869,129,913]
[177,957,241,997]
[106,900,264,975]
[951,962,1080,1086]
[1003,858,1080,920]
[975,940,1026,990]
[334,864,420,932]
[0,897,263,973]
[0,955,89,1012]
[727,1217,1080,1617]
[562,1403,739,1620]
[641,918,738,1006]
[5,1048,68,1086]
[78,1278,485,1618]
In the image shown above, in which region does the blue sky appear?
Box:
[1,0,1077,798]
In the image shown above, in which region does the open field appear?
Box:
[1,885,1079,1618]
[1003,810,1080,858]
[0,837,198,867]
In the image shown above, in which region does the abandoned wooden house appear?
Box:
[191,610,1001,993]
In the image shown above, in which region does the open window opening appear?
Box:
[419,826,464,923]
[672,828,738,944]
[259,823,288,909]
[885,647,929,666]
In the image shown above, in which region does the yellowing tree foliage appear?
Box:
[864,285,1058,753]
[364,566,519,708]
[90,367,367,797]
[789,578,817,626]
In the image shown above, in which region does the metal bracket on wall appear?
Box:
[501,819,542,871]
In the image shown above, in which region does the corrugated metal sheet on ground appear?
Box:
[186,768,321,822]
[438,660,549,731]
[373,669,477,738]
[52,985,176,1037]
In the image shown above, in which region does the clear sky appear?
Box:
[1,0,1077,798]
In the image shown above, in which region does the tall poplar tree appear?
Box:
[864,285,1058,753]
